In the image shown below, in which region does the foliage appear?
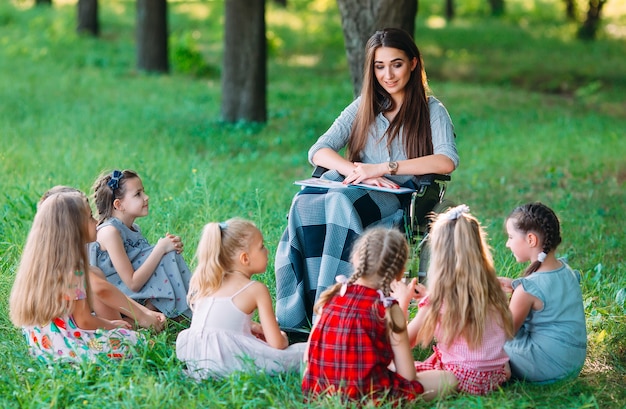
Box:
[1,0,625,408]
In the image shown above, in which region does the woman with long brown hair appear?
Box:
[275,28,459,329]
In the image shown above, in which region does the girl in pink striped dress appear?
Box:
[394,205,514,395]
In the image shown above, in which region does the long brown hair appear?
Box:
[416,206,514,349]
[10,191,94,326]
[347,28,433,162]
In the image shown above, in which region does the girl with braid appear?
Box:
[302,227,457,404]
[499,202,586,383]
[395,205,514,395]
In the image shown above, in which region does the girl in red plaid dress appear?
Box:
[302,228,457,404]
[394,205,515,395]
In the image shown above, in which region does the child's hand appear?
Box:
[498,277,514,294]
[413,283,427,301]
[251,322,266,341]
[166,232,184,254]
[110,319,132,330]
[390,277,418,316]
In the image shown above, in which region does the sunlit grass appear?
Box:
[0,0,625,408]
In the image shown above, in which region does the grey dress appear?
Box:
[90,217,192,318]
[504,260,587,383]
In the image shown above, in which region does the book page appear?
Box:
[294,177,414,194]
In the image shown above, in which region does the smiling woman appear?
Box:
[274,28,459,329]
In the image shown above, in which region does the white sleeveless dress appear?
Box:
[176,281,306,379]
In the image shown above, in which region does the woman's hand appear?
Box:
[344,162,399,188]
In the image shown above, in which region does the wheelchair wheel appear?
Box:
[417,199,456,282]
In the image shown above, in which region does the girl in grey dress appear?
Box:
[500,202,586,383]
[90,169,191,319]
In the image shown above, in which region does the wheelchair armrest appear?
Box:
[311,166,329,178]
[414,173,451,187]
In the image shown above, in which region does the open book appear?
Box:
[294,177,414,194]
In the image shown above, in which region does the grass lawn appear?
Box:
[1,0,625,407]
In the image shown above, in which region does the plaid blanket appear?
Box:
[275,175,410,329]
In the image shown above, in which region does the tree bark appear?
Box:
[487,0,505,16]
[578,0,606,40]
[221,0,267,123]
[445,0,454,21]
[563,0,577,21]
[136,0,169,73]
[337,0,418,97]
[77,0,99,37]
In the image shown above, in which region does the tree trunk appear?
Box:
[337,0,418,97]
[136,0,169,73]
[221,0,267,123]
[77,0,99,37]
[445,0,454,21]
[578,0,606,40]
[487,0,505,16]
[563,0,577,21]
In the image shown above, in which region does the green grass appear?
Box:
[1,0,626,407]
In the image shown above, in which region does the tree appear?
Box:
[336,0,418,97]
[136,0,169,73]
[445,0,455,21]
[221,0,267,122]
[563,0,578,21]
[77,0,99,36]
[487,0,505,16]
[35,0,52,5]
[578,0,607,40]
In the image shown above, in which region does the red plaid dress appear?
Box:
[415,297,510,395]
[302,284,424,403]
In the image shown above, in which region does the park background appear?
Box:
[0,0,625,407]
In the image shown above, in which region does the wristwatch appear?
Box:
[388,161,398,175]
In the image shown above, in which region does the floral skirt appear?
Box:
[23,315,141,363]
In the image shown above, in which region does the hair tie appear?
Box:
[445,204,470,220]
[218,221,228,231]
[537,251,547,263]
[335,275,348,296]
[377,290,396,308]
[107,170,123,191]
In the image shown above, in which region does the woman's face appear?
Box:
[373,46,417,100]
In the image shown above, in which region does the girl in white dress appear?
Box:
[176,218,306,379]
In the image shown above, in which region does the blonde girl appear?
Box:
[176,218,306,379]
[38,186,166,332]
[91,169,191,319]
[302,227,457,404]
[400,205,514,395]
[10,191,139,362]
[500,202,586,383]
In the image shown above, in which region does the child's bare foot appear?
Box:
[136,310,167,332]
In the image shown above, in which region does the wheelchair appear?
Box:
[311,166,454,282]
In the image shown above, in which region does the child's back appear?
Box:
[176,218,306,379]
[303,283,424,401]
[504,261,586,381]
[177,281,305,379]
